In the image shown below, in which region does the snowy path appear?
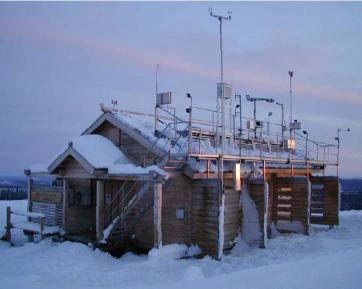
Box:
[1,200,362,289]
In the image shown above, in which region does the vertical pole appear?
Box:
[188,96,193,155]
[289,70,293,129]
[281,104,284,150]
[232,114,235,141]
[289,71,293,172]
[155,64,159,134]
[337,130,340,177]
[96,180,104,241]
[317,142,319,161]
[239,95,242,137]
[62,179,67,229]
[263,178,269,248]
[6,206,11,244]
[27,177,32,222]
[220,18,226,154]
[153,179,162,248]
[40,217,44,240]
[253,101,257,139]
[217,156,225,260]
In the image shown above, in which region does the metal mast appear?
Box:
[154,64,160,133]
[288,70,293,167]
[210,8,231,153]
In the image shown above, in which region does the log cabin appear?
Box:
[22,101,340,259]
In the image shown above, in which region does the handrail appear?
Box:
[104,120,190,230]
[156,105,186,123]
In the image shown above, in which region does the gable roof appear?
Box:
[82,112,167,158]
[48,135,128,175]
[46,134,168,179]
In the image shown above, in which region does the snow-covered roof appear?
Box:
[68,135,130,169]
[38,134,168,178]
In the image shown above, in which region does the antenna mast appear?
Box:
[209,8,232,154]
[154,64,160,134]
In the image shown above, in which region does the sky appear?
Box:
[0,2,361,177]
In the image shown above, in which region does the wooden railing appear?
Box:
[1,207,46,245]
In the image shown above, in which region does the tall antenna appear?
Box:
[209,8,232,154]
[288,70,294,165]
[288,70,293,126]
[154,64,160,133]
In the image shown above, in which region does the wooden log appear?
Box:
[27,177,33,222]
[6,206,11,244]
[96,180,104,240]
[153,181,162,248]
[40,217,44,239]
[63,179,67,228]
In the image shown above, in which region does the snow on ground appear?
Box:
[1,200,362,289]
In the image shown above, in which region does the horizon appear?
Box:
[0,2,361,177]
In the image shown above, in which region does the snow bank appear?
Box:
[240,184,263,246]
[148,244,188,260]
[2,201,362,289]
[185,244,202,257]
[179,266,204,281]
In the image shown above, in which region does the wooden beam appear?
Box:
[263,179,269,248]
[27,177,33,222]
[96,180,105,240]
[62,179,67,229]
[153,181,162,248]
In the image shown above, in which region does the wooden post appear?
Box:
[263,180,269,248]
[6,206,11,244]
[153,179,162,248]
[62,179,67,229]
[305,177,311,235]
[40,217,44,240]
[217,156,225,260]
[27,177,33,222]
[96,180,105,240]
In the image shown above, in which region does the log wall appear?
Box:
[309,176,339,226]
[162,172,192,245]
[223,178,241,250]
[271,177,310,235]
[133,173,193,249]
[191,179,219,257]
[64,179,96,237]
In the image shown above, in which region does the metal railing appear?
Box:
[103,119,190,233]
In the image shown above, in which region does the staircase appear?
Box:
[101,122,189,247]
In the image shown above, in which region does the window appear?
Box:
[176,208,185,220]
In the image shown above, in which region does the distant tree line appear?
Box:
[341,192,362,211]
[0,188,27,200]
